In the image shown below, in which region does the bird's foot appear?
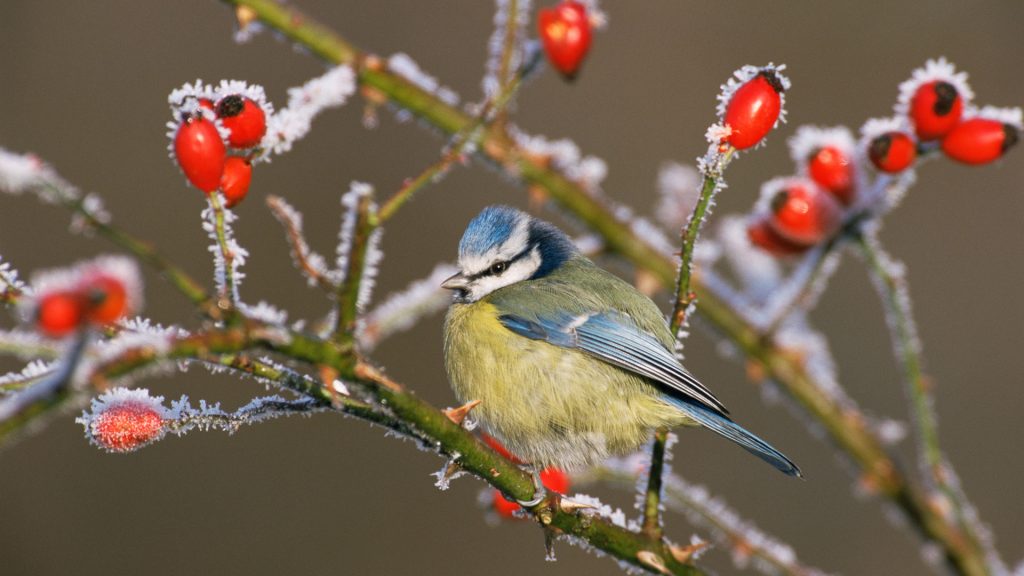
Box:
[443,399,481,427]
[515,467,548,507]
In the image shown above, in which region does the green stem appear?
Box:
[640,427,669,540]
[334,193,376,342]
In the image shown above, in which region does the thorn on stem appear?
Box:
[669,540,710,564]
[636,550,671,575]
[443,399,481,426]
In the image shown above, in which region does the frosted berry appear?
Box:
[82,275,128,325]
[909,81,963,141]
[723,71,785,150]
[36,291,85,337]
[216,95,267,149]
[538,1,592,80]
[768,181,843,246]
[868,131,916,173]
[807,146,855,205]
[90,400,166,453]
[219,156,253,208]
[747,218,809,256]
[174,116,227,192]
[941,118,1019,165]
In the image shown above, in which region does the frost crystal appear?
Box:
[0,256,29,298]
[267,196,334,287]
[655,162,702,232]
[894,58,974,120]
[0,360,57,393]
[335,182,382,307]
[788,125,857,169]
[202,195,248,303]
[0,149,49,195]
[76,387,169,453]
[388,53,461,114]
[261,65,357,156]
[238,300,288,325]
[358,263,457,352]
[510,127,608,192]
[717,216,782,305]
[968,104,1024,129]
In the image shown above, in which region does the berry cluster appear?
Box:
[747,59,1020,256]
[168,81,271,207]
[26,256,140,337]
[481,433,571,519]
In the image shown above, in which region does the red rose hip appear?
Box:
[82,275,128,325]
[768,181,843,246]
[909,81,963,141]
[807,146,855,205]
[90,400,166,453]
[538,1,592,80]
[216,95,267,149]
[747,217,810,256]
[723,71,785,150]
[174,116,227,193]
[219,156,253,208]
[868,131,917,173]
[941,118,1019,165]
[36,291,85,337]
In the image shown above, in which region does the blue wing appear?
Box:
[498,310,728,416]
[499,310,801,477]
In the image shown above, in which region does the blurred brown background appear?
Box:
[1,2,1022,575]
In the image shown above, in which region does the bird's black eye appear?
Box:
[489,261,508,275]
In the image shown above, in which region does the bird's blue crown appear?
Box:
[458,205,576,279]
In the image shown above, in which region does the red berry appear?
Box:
[941,118,1019,165]
[747,217,810,256]
[539,467,571,494]
[91,400,165,453]
[723,71,785,150]
[82,275,128,325]
[492,491,523,518]
[198,98,215,112]
[807,146,855,205]
[36,291,85,337]
[868,131,917,173]
[481,433,524,464]
[220,156,253,208]
[174,116,227,192]
[216,95,267,149]
[538,1,592,80]
[768,181,843,246]
[909,81,963,141]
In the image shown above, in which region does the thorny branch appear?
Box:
[217,1,994,574]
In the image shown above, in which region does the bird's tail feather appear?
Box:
[669,398,802,477]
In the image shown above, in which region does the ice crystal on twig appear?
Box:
[510,127,608,192]
[358,263,457,352]
[0,255,29,301]
[655,162,702,233]
[388,53,461,118]
[202,195,247,303]
[261,66,357,156]
[266,195,335,288]
[335,182,383,312]
[0,360,57,394]
[482,0,533,100]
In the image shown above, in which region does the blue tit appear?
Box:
[442,205,800,477]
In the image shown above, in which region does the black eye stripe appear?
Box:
[467,244,536,280]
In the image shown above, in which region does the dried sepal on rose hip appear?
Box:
[718,64,790,150]
[538,0,593,80]
[941,107,1021,165]
[788,126,858,206]
[894,58,973,141]
[76,387,169,453]
[23,255,142,336]
[761,177,843,247]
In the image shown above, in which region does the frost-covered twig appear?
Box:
[266,195,337,292]
[203,193,247,310]
[333,184,382,341]
[0,333,88,442]
[0,256,28,305]
[585,458,832,576]
[854,231,999,573]
[357,263,456,352]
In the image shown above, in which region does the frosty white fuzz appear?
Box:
[788,125,857,168]
[717,216,782,304]
[715,63,791,124]
[894,58,974,120]
[202,194,248,302]
[655,162,701,232]
[358,263,457,351]
[0,360,57,390]
[0,149,50,195]
[387,53,460,110]
[482,0,533,99]
[266,195,334,287]
[510,127,608,191]
[0,256,29,298]
[262,65,357,156]
[966,104,1023,129]
[237,301,288,325]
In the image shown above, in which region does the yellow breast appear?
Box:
[443,301,690,470]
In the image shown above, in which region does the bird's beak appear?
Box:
[441,271,469,291]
